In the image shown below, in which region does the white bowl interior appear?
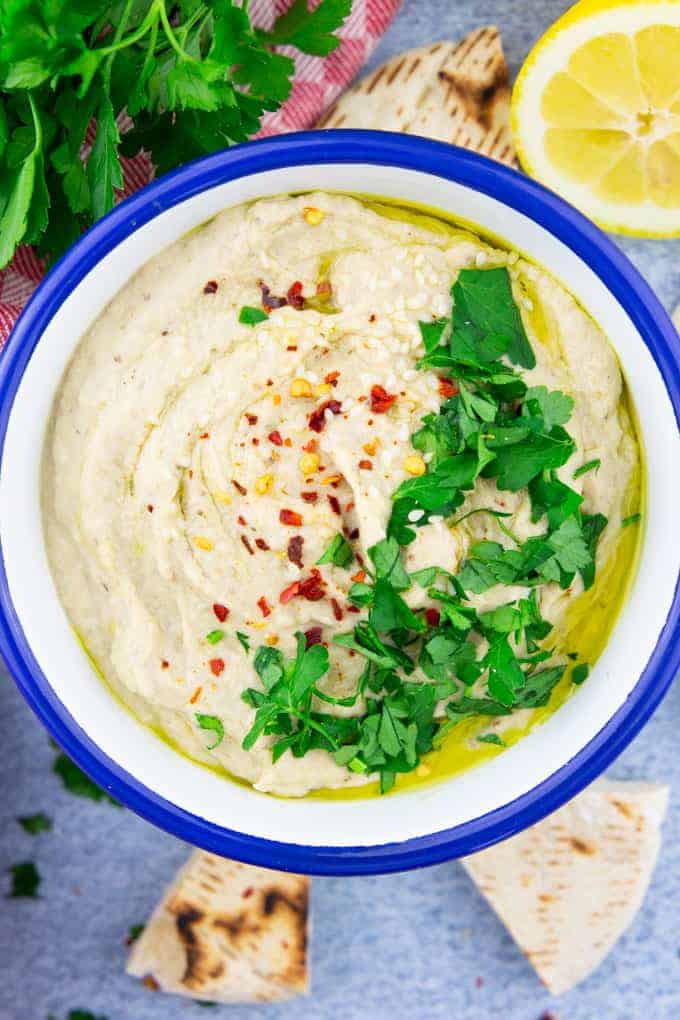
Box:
[1,163,679,848]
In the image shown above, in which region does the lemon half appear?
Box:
[512,0,680,236]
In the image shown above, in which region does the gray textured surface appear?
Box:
[2,2,679,1018]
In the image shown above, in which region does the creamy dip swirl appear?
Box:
[43,192,637,796]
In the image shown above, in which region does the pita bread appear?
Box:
[462,780,668,995]
[316,27,516,166]
[126,850,309,1004]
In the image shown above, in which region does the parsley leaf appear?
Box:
[477,733,505,747]
[317,532,354,568]
[206,629,224,645]
[195,713,225,750]
[7,860,40,898]
[572,662,590,685]
[573,458,601,479]
[236,631,250,652]
[262,0,352,56]
[451,267,535,369]
[239,305,268,326]
[53,754,120,806]
[524,386,574,431]
[17,812,52,835]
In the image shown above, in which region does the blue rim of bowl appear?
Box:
[0,131,678,875]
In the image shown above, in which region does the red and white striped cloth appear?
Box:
[0,0,401,344]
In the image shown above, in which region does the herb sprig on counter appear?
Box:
[0,0,350,268]
[239,266,605,792]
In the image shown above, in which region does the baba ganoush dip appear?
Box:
[43,192,641,798]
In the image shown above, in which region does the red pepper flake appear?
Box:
[258,281,288,311]
[161,659,169,669]
[308,399,342,433]
[345,501,355,512]
[232,479,247,495]
[268,430,283,446]
[438,377,459,398]
[299,568,325,601]
[245,413,258,426]
[356,552,365,566]
[370,384,397,413]
[305,626,323,648]
[369,313,377,323]
[237,515,247,526]
[280,508,303,527]
[286,280,304,309]
[346,605,361,614]
[147,504,154,513]
[142,975,160,992]
[349,528,360,540]
[330,597,344,622]
[303,437,317,453]
[284,438,293,448]
[301,491,318,503]
[209,658,224,676]
[358,459,373,470]
[213,603,229,622]
[252,437,259,446]
[426,608,441,627]
[257,596,271,617]
[287,535,304,568]
[279,581,301,604]
[255,538,270,551]
[327,494,341,515]
[203,280,218,294]
[351,569,366,583]
[286,345,298,352]
[190,686,203,704]
[241,535,254,555]
[242,886,254,899]
[324,370,340,386]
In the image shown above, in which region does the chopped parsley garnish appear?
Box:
[622,513,641,528]
[126,923,145,945]
[17,812,52,835]
[572,663,590,685]
[477,733,505,747]
[240,265,611,793]
[206,629,225,645]
[573,458,601,479]
[317,532,354,568]
[239,306,268,326]
[53,754,120,806]
[195,714,225,750]
[236,631,251,652]
[7,860,40,898]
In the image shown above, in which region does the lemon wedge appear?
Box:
[512,0,680,236]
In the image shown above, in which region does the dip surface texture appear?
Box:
[43,192,639,797]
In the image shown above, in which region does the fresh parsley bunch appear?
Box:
[0,0,351,268]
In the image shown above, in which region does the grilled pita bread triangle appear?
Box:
[126,850,309,1004]
[316,27,516,166]
[462,780,668,995]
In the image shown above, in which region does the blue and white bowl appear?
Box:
[0,131,678,875]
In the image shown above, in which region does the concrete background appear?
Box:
[2,2,679,1018]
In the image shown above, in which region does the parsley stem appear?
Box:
[93,5,160,57]
[157,1,193,61]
